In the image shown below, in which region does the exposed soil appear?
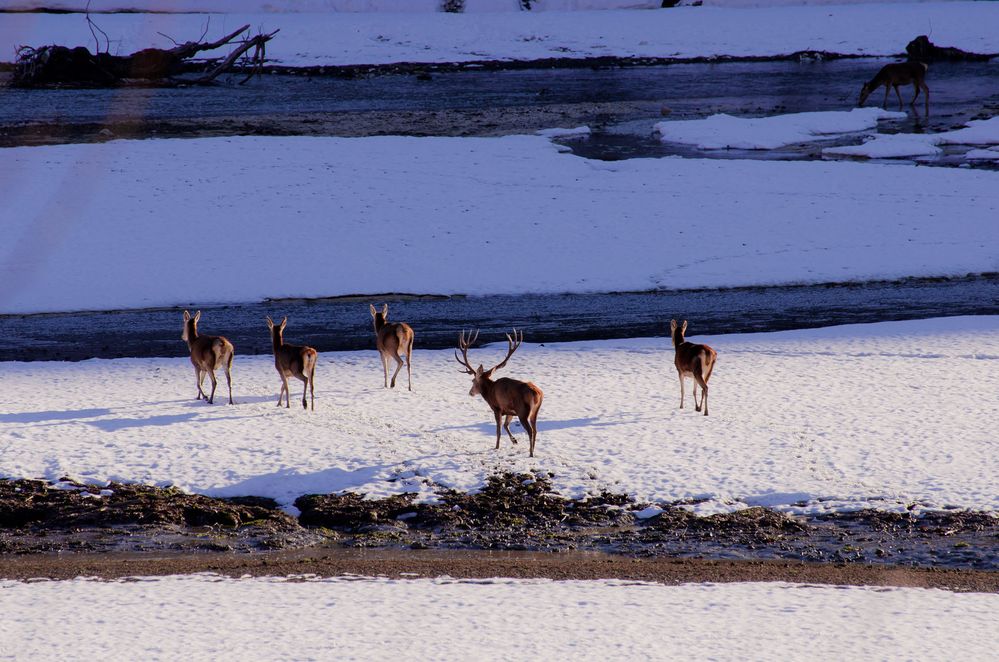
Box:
[2,475,996,585]
[4,547,999,593]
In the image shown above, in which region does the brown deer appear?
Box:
[858,61,929,112]
[455,329,544,457]
[670,319,717,416]
[369,303,414,391]
[265,316,317,410]
[181,310,234,405]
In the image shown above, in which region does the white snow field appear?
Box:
[2,3,998,67]
[2,316,998,514]
[654,108,906,150]
[2,575,998,660]
[823,116,999,160]
[3,135,998,314]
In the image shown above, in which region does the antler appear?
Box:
[454,329,480,374]
[489,329,523,374]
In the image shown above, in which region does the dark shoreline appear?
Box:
[3,476,997,576]
[3,548,999,593]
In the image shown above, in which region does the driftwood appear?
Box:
[12,24,279,87]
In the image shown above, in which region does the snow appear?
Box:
[2,4,998,66]
[2,575,998,659]
[824,116,999,160]
[535,125,592,138]
[2,316,998,515]
[1,0,664,12]
[653,109,905,150]
[3,135,998,315]
[967,147,999,161]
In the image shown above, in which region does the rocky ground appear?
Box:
[2,475,996,587]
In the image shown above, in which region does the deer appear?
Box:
[670,319,717,416]
[858,61,929,112]
[455,329,544,457]
[265,316,317,410]
[369,303,415,391]
[181,310,234,405]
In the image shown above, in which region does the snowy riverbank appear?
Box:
[3,316,997,515]
[3,3,998,67]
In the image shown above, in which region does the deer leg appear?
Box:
[503,414,518,444]
[279,375,290,408]
[194,366,205,400]
[881,85,890,110]
[910,81,920,106]
[224,360,233,405]
[922,83,930,114]
[493,409,503,450]
[381,353,389,388]
[390,352,404,389]
[678,371,685,409]
[405,345,413,392]
[309,366,315,411]
[894,84,903,110]
[528,401,540,458]
[297,374,309,410]
[693,371,710,417]
[207,369,218,405]
[693,381,701,412]
[517,414,535,456]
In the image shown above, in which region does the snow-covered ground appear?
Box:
[823,116,999,160]
[3,134,998,314]
[2,316,997,514]
[2,575,997,660]
[654,108,906,150]
[2,3,997,66]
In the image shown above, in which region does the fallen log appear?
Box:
[11,24,279,87]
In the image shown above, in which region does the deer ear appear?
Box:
[670,319,677,331]
[381,304,389,317]
[475,365,485,376]
[183,310,191,321]
[681,320,688,334]
[369,304,377,316]
[280,317,288,331]
[194,310,201,323]
[265,316,273,329]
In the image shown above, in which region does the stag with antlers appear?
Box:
[455,329,544,457]
[181,310,234,405]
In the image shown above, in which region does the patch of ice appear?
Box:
[535,126,591,139]
[654,109,905,150]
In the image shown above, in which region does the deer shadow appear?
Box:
[209,463,395,503]
[0,408,112,425]
[431,416,623,435]
[85,411,268,432]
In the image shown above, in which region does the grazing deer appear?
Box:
[858,61,929,112]
[265,316,317,410]
[369,303,414,391]
[670,319,717,416]
[181,310,234,405]
[455,329,544,457]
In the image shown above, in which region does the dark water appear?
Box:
[1,275,996,361]
[2,59,996,160]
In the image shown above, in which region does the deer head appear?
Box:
[369,303,389,331]
[670,319,688,346]
[182,309,202,342]
[455,329,523,396]
[265,316,288,343]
